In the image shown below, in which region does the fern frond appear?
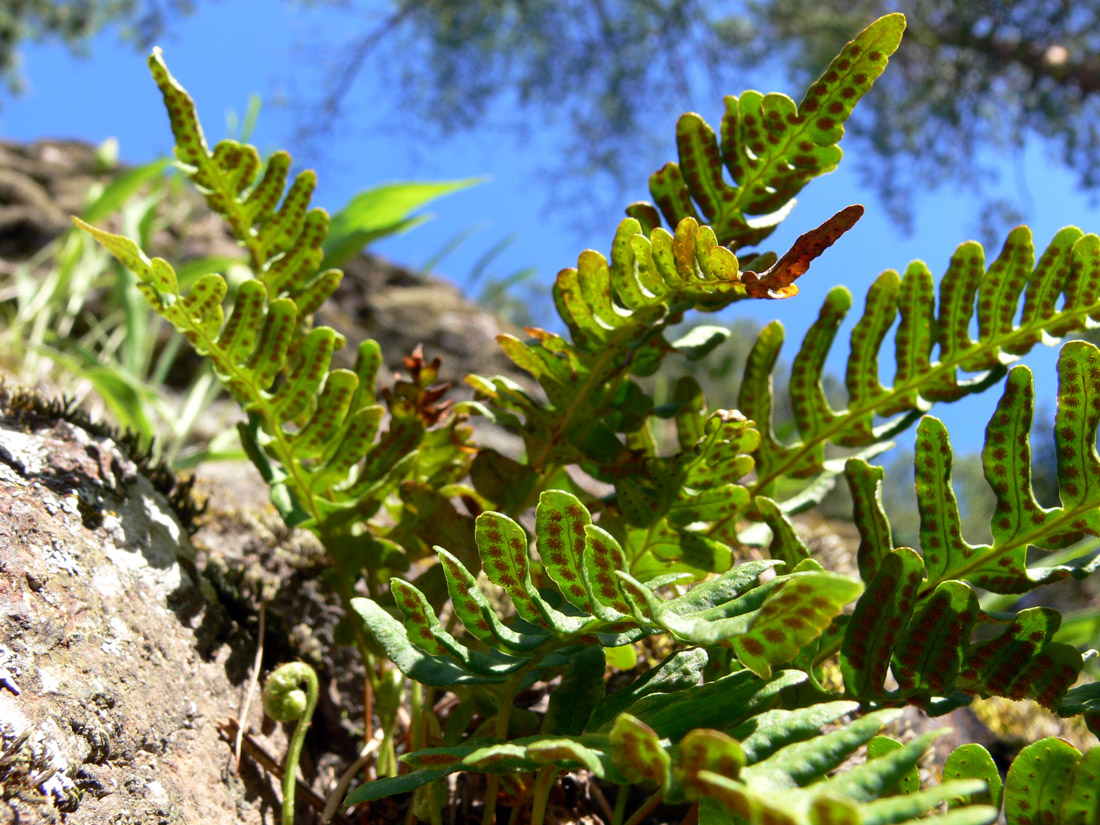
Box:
[626,14,904,250]
[73,221,418,525]
[351,490,860,688]
[468,205,861,520]
[149,48,333,307]
[75,54,478,566]
[837,343,1100,713]
[744,226,1100,505]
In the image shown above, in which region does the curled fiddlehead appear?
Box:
[263,662,320,825]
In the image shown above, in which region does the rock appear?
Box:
[0,387,280,824]
[0,139,111,266]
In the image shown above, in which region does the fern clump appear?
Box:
[72,11,1100,825]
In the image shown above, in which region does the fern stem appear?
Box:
[529,766,558,825]
[528,344,621,472]
[262,663,319,825]
[410,679,424,749]
[623,789,663,825]
[482,777,502,825]
[480,658,546,825]
[612,785,629,825]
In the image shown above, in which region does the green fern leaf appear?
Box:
[78,52,480,587]
[525,739,607,775]
[915,416,989,585]
[837,347,1100,710]
[610,714,671,791]
[841,548,924,701]
[942,744,1003,809]
[150,49,335,311]
[535,490,596,613]
[349,598,508,687]
[582,525,636,620]
[956,607,1082,705]
[355,494,856,693]
[730,573,862,679]
[828,730,942,800]
[1062,746,1100,824]
[630,670,806,742]
[1058,682,1100,738]
[676,729,746,797]
[344,763,457,806]
[435,547,549,654]
[611,410,759,565]
[587,649,709,732]
[690,713,995,825]
[739,322,804,476]
[631,14,904,249]
[858,783,993,825]
[390,578,449,657]
[865,735,920,795]
[1004,738,1084,825]
[730,701,859,763]
[845,458,894,582]
[748,229,1100,505]
[880,261,936,416]
[748,498,811,568]
[892,581,978,698]
[470,206,860,496]
[921,345,1100,594]
[475,512,549,630]
[839,270,899,444]
[741,707,900,790]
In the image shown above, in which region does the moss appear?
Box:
[0,724,81,822]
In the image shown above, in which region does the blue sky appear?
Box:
[4,0,1097,460]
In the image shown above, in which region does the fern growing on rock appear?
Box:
[75,51,477,673]
[72,12,1100,825]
